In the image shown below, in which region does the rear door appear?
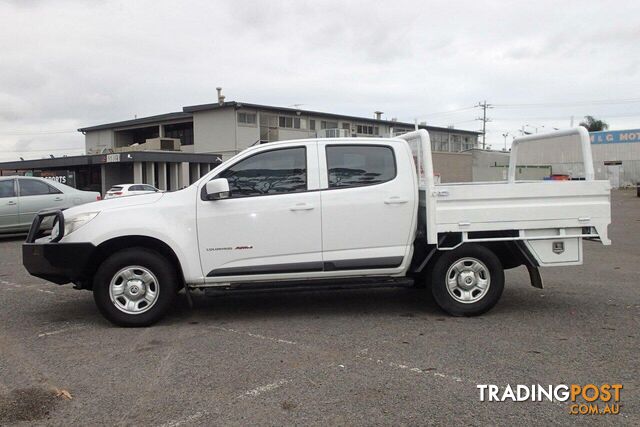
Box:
[198,142,323,280]
[0,179,19,232]
[17,178,67,227]
[318,140,417,271]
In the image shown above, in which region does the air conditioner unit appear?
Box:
[114,138,181,152]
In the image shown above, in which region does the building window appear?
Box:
[433,132,449,152]
[321,120,338,130]
[326,145,396,188]
[164,122,194,146]
[218,147,307,198]
[309,120,316,130]
[237,112,257,125]
[450,135,462,152]
[279,116,306,129]
[356,125,379,135]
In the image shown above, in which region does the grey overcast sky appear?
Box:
[1,0,639,160]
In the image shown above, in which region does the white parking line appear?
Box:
[211,326,297,345]
[37,326,85,338]
[355,353,465,383]
[159,411,207,427]
[0,278,21,288]
[240,379,289,398]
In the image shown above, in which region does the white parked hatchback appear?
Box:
[104,184,160,199]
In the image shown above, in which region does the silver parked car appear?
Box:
[0,176,101,234]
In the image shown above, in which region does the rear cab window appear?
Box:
[325,145,396,188]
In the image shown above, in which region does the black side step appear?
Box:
[199,277,415,297]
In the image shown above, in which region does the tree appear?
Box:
[579,115,609,132]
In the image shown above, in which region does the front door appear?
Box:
[197,142,322,280]
[0,179,19,232]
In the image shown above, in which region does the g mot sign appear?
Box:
[590,129,640,144]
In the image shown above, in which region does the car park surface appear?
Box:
[0,190,638,425]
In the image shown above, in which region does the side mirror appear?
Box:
[205,178,230,200]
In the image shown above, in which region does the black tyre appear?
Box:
[430,244,504,316]
[93,248,179,326]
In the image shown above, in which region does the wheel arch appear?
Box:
[81,235,185,290]
[414,240,525,276]
[475,241,525,270]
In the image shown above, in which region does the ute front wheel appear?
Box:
[93,248,178,327]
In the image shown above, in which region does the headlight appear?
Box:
[50,220,61,241]
[64,212,100,236]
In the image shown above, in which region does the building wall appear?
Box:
[85,129,115,154]
[235,118,261,150]
[432,152,473,183]
[192,108,238,158]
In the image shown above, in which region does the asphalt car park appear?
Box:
[0,190,638,425]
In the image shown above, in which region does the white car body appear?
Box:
[104,183,160,199]
[23,128,611,324]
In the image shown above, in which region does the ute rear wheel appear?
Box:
[430,244,504,316]
[93,248,178,326]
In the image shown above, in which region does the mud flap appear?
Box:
[184,285,194,308]
[514,241,544,289]
[526,264,544,289]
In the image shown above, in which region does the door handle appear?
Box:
[384,197,409,205]
[6,201,16,205]
[54,197,63,201]
[290,203,314,211]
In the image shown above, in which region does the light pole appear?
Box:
[502,132,510,151]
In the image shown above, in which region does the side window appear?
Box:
[218,147,307,198]
[18,179,61,196]
[0,180,16,198]
[129,185,143,191]
[142,185,157,192]
[326,145,396,188]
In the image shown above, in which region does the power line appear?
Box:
[2,147,84,153]
[492,111,640,121]
[0,130,77,136]
[493,97,640,108]
[418,105,477,118]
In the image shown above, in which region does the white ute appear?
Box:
[22,128,611,326]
